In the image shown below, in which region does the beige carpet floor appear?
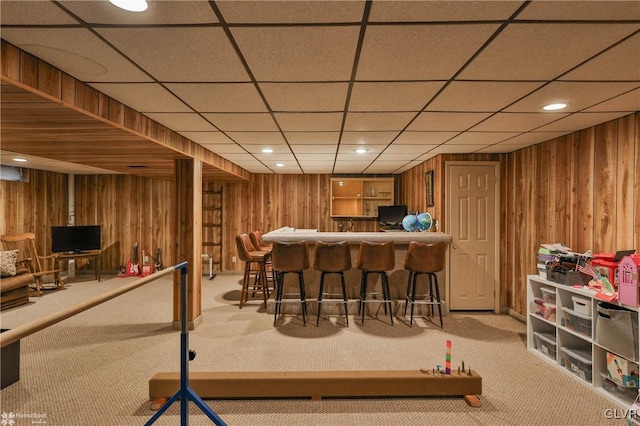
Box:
[0,272,627,425]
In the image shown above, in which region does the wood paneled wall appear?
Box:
[0,170,67,256]
[2,113,637,315]
[500,113,639,315]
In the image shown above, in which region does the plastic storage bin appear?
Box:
[533,331,557,360]
[602,374,638,402]
[531,300,556,321]
[562,347,593,382]
[572,296,591,317]
[562,307,592,337]
[541,287,556,304]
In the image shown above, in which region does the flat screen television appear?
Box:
[51,225,101,253]
[378,205,408,227]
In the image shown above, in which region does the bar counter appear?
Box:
[261,228,453,316]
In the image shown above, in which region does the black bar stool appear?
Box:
[403,241,446,327]
[314,241,351,326]
[271,241,310,325]
[356,241,395,325]
[235,234,270,309]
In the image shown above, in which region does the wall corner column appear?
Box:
[172,158,203,330]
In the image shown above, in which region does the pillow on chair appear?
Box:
[0,250,19,277]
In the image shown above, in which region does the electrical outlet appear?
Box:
[232,256,236,263]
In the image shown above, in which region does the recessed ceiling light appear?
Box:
[354,148,369,154]
[261,148,273,153]
[13,158,28,163]
[275,163,284,167]
[108,0,148,12]
[543,103,568,111]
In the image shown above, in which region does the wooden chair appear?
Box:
[1,233,64,295]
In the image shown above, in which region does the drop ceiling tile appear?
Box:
[498,131,573,146]
[200,144,247,154]
[285,132,340,145]
[295,154,336,161]
[366,161,408,173]
[427,81,544,112]
[357,24,499,80]
[203,113,278,131]
[338,145,386,155]
[231,160,273,173]
[60,0,219,24]
[470,112,569,132]
[344,112,416,131]
[300,165,334,173]
[89,83,190,113]
[341,132,398,145]
[274,113,343,131]
[97,27,249,82]
[1,1,77,24]
[475,144,528,154]
[393,131,459,144]
[166,83,267,112]
[349,82,445,111]
[244,145,292,154]
[383,144,436,155]
[217,0,366,23]
[561,33,640,81]
[408,112,491,131]
[585,88,640,112]
[179,131,235,145]
[429,144,487,154]
[395,160,428,174]
[290,145,337,154]
[333,161,369,174]
[534,112,631,132]
[217,153,256,162]
[231,26,359,81]
[377,152,423,161]
[516,1,640,20]
[369,0,523,21]
[260,83,348,112]
[459,23,640,80]
[144,113,218,131]
[0,28,152,82]
[446,132,521,145]
[225,132,286,145]
[267,161,303,173]
[254,152,296,162]
[505,82,640,113]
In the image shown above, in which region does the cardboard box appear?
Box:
[606,352,638,387]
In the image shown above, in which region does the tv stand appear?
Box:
[56,250,101,282]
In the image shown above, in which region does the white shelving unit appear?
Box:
[527,274,640,408]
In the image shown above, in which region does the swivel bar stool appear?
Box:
[271,241,310,325]
[314,241,351,326]
[356,241,395,325]
[403,241,446,327]
[235,234,270,309]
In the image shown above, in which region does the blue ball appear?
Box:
[402,214,419,232]
[416,212,433,231]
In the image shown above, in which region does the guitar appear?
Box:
[126,242,140,276]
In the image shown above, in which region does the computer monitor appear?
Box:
[378,205,408,227]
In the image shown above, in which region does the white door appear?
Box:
[447,162,499,311]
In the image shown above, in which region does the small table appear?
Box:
[57,250,102,282]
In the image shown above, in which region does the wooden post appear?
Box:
[173,159,203,330]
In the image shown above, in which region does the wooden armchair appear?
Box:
[1,233,64,295]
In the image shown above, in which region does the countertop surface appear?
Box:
[262,227,453,244]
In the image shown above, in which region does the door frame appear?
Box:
[445,161,501,313]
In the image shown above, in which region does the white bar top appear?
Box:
[262,227,453,245]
